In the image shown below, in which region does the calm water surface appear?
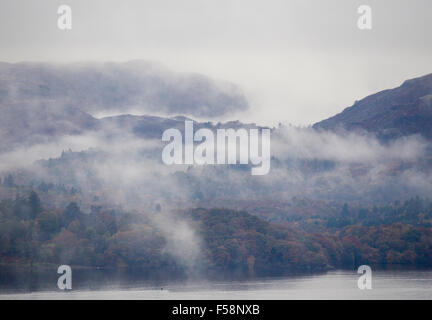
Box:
[0,270,431,300]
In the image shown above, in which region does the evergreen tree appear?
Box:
[28,191,42,219]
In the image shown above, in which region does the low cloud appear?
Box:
[0,61,249,118]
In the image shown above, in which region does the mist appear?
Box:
[1,61,432,277]
[0,61,249,119]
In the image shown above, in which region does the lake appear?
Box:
[0,269,431,299]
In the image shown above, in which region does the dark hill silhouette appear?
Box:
[313,73,432,141]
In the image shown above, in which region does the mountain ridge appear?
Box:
[313,73,432,141]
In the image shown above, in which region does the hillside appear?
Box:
[0,61,248,118]
[1,192,432,277]
[313,73,432,141]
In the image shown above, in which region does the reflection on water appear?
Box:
[0,267,432,300]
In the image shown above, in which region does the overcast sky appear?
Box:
[1,0,432,126]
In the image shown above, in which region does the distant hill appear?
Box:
[0,101,96,152]
[313,73,432,141]
[0,61,250,152]
[0,61,248,118]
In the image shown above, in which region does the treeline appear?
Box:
[279,197,432,233]
[0,192,178,271]
[0,192,432,277]
[327,198,432,228]
[0,192,331,276]
[185,208,330,275]
[330,223,432,267]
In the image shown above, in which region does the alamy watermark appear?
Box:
[161,121,271,175]
[57,265,72,290]
[57,5,72,30]
[55,4,371,31]
[357,265,372,290]
[357,5,372,30]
